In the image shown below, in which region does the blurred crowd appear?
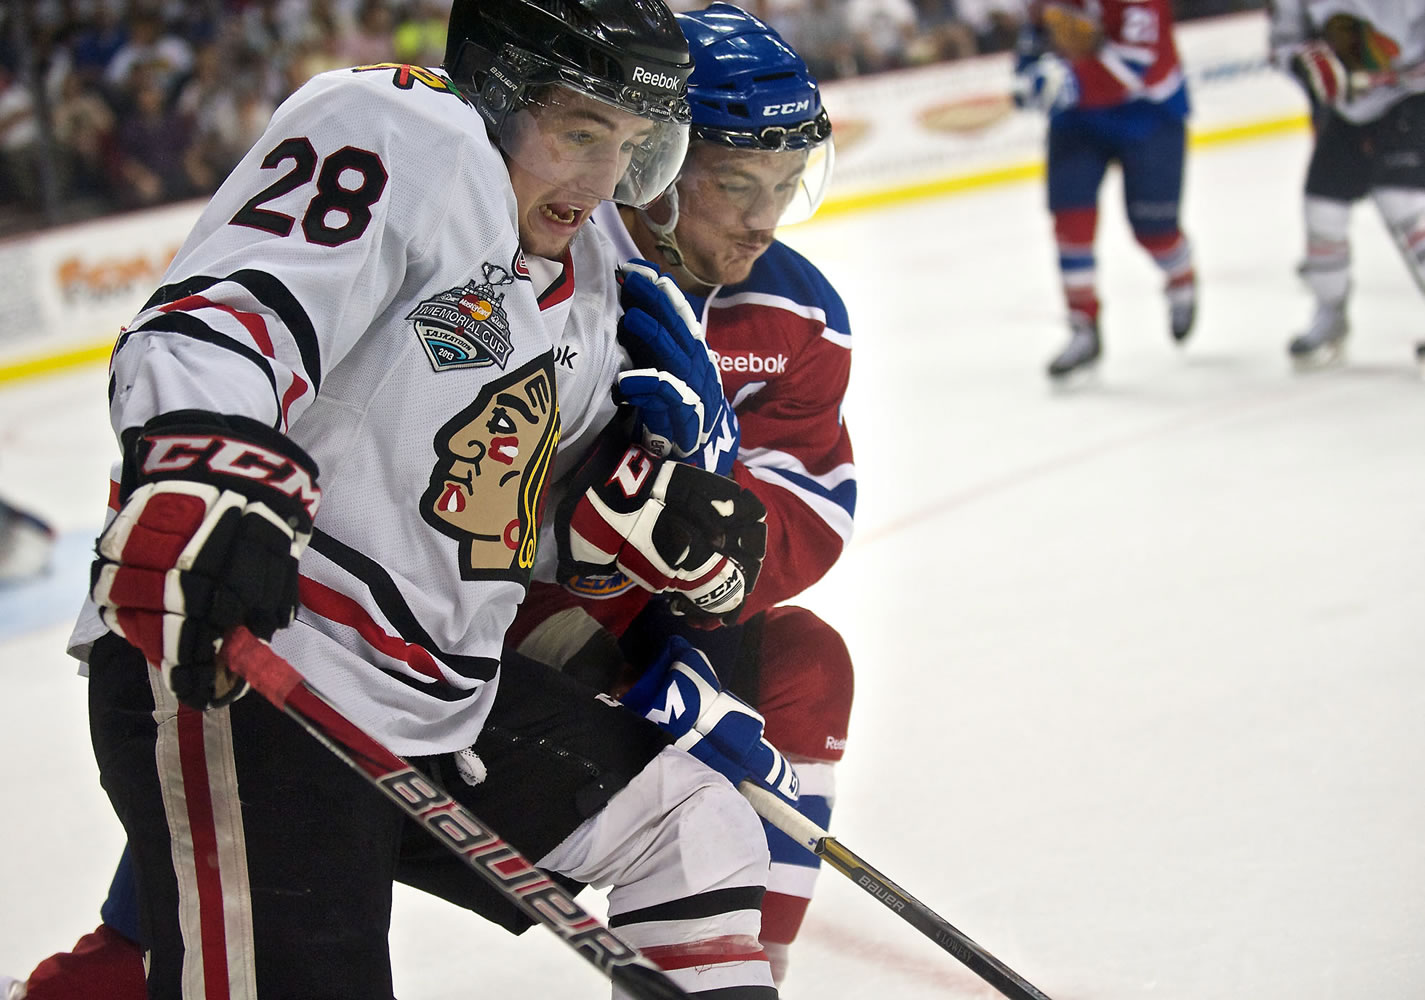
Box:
[0,0,1263,238]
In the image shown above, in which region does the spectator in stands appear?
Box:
[956,0,1028,54]
[788,0,860,81]
[111,65,197,207]
[51,70,117,205]
[393,0,449,66]
[0,60,42,208]
[906,0,978,63]
[338,0,396,65]
[177,43,273,192]
[67,3,129,91]
[848,0,920,74]
[102,9,193,102]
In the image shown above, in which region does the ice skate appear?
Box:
[1047,315,1101,379]
[1288,302,1348,369]
[0,499,56,584]
[1,975,27,1000]
[1415,341,1425,377]
[1167,278,1196,344]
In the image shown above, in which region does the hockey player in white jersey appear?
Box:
[1269,1,1425,368]
[32,2,789,998]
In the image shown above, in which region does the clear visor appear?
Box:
[776,137,833,226]
[677,137,835,230]
[497,84,690,209]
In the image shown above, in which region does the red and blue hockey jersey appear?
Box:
[1041,0,1187,111]
[514,201,856,640]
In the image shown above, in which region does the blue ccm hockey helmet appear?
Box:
[676,2,834,224]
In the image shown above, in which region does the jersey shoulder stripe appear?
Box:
[142,270,322,391]
[734,240,851,338]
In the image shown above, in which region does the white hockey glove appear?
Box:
[614,259,740,476]
[621,635,799,806]
[1014,53,1079,113]
[91,410,320,711]
[554,427,766,623]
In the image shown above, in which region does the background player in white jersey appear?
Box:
[1268,1,1425,368]
[507,4,854,986]
[1013,0,1197,380]
[20,2,792,998]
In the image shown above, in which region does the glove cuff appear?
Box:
[125,410,322,529]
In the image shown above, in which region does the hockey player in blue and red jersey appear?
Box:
[506,3,855,986]
[1014,0,1197,379]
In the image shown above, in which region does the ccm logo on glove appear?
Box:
[140,433,321,520]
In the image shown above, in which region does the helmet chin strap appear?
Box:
[637,182,719,292]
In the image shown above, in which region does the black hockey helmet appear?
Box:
[445,0,693,206]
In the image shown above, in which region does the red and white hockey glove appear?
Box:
[555,429,766,623]
[91,410,321,710]
[1290,41,1350,106]
[621,635,800,806]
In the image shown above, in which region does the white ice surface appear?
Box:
[2,126,1423,999]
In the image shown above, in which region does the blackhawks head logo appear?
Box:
[421,355,560,581]
[409,263,517,371]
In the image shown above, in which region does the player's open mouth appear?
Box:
[541,204,581,226]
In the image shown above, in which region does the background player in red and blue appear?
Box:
[1014,0,1198,379]
[509,3,855,986]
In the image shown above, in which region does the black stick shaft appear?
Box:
[741,782,1055,1000]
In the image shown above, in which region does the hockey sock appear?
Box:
[1135,228,1194,288]
[1054,206,1099,325]
[1372,186,1425,295]
[760,761,836,985]
[1302,195,1352,305]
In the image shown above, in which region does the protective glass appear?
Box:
[497,83,690,208]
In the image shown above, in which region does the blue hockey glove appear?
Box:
[615,260,740,476]
[622,635,799,805]
[1013,53,1078,113]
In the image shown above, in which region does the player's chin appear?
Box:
[713,251,761,286]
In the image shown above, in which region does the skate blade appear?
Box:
[1047,359,1101,389]
[1290,343,1345,372]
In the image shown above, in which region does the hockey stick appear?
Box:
[220,626,692,1000]
[740,781,1056,1000]
[1348,63,1425,94]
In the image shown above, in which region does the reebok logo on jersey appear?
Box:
[409,263,516,372]
[552,344,578,370]
[711,351,788,375]
[632,66,680,92]
[825,735,847,751]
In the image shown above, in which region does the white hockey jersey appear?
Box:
[1269,0,1425,123]
[69,64,629,756]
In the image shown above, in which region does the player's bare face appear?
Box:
[505,88,658,259]
[673,144,808,286]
